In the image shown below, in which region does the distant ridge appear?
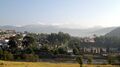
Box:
[105,27,120,37]
[0,25,116,37]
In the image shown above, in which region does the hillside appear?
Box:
[105,27,120,37]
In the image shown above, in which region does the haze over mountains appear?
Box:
[106,27,120,37]
[0,24,116,37]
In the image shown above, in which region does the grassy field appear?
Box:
[0,60,119,67]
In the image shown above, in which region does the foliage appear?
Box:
[68,37,81,49]
[73,48,79,55]
[3,51,14,60]
[8,37,18,49]
[117,55,120,62]
[107,54,115,64]
[23,47,34,54]
[1,31,120,62]
[57,47,67,54]
[22,35,37,48]
[94,36,120,48]
[87,55,93,64]
[76,56,83,67]
[0,49,3,60]
[40,45,49,52]
[23,54,39,62]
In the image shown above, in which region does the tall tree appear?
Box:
[8,36,18,53]
[22,35,37,49]
[76,56,83,67]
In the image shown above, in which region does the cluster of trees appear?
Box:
[94,36,120,48]
[0,32,71,61]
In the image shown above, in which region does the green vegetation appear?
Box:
[0,31,120,65]
[76,56,83,67]
[107,54,115,64]
[87,55,93,64]
[0,50,14,60]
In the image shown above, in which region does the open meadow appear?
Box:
[0,60,119,67]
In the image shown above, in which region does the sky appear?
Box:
[0,0,120,29]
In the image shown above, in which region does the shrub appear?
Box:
[23,54,39,62]
[0,49,3,60]
[3,51,14,60]
[87,55,93,64]
[107,54,115,64]
[117,55,120,62]
[58,47,67,54]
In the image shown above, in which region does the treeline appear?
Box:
[0,32,71,61]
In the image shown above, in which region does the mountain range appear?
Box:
[0,24,117,37]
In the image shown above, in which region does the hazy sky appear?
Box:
[0,0,120,29]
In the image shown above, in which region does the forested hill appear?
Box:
[105,27,120,37]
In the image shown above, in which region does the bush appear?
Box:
[0,49,3,60]
[23,47,34,54]
[3,51,14,60]
[23,54,39,62]
[57,47,67,54]
[107,54,115,64]
[87,55,93,64]
[117,55,120,62]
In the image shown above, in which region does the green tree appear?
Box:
[87,55,93,64]
[73,48,79,55]
[40,45,49,52]
[57,47,67,54]
[23,47,34,54]
[47,32,70,49]
[8,37,18,52]
[76,56,83,67]
[22,36,37,49]
[3,51,14,60]
[68,37,80,49]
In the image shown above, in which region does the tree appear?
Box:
[47,32,70,49]
[8,36,18,53]
[23,47,34,54]
[68,37,80,49]
[73,48,79,55]
[47,33,59,48]
[76,56,83,67]
[22,35,37,49]
[57,47,67,54]
[87,55,93,64]
[3,51,14,60]
[57,32,70,44]
[40,45,49,52]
